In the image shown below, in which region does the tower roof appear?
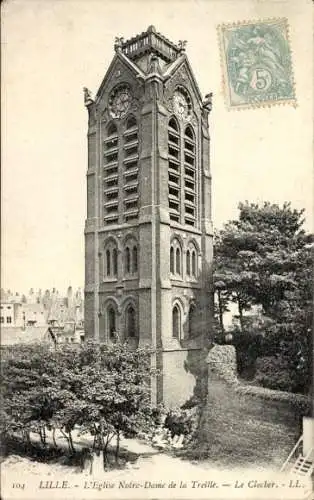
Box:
[118,26,182,64]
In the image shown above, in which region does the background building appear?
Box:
[15,303,47,328]
[0,286,84,345]
[84,26,213,406]
[0,302,19,326]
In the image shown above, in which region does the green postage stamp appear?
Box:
[218,18,296,109]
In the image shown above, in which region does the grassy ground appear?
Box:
[0,377,302,474]
[183,378,301,469]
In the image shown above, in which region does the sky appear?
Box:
[2,0,313,294]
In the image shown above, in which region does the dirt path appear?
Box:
[1,434,311,500]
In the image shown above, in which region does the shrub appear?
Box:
[254,355,295,392]
[164,407,199,441]
[1,341,159,462]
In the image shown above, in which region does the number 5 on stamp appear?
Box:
[218,18,296,110]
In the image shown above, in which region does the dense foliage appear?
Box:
[214,201,313,394]
[1,342,160,461]
[164,407,199,439]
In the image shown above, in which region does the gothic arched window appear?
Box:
[123,116,139,223]
[186,241,198,279]
[125,247,131,273]
[169,117,179,131]
[186,249,191,276]
[107,306,116,339]
[170,247,174,274]
[106,249,111,276]
[132,245,138,273]
[191,250,196,277]
[104,122,119,225]
[168,117,180,223]
[170,238,182,277]
[104,240,118,279]
[125,305,136,338]
[124,239,138,276]
[172,305,181,339]
[184,125,196,226]
[185,125,194,140]
[112,248,118,276]
[168,91,197,228]
[176,248,181,275]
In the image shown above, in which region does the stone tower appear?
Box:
[84,26,213,407]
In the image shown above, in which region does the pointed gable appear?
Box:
[163,54,203,108]
[96,52,145,104]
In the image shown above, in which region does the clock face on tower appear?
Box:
[173,90,190,119]
[109,86,132,118]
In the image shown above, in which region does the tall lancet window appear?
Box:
[170,247,175,274]
[186,241,198,279]
[104,240,118,279]
[168,117,181,223]
[123,115,139,223]
[170,238,182,277]
[107,306,116,339]
[124,239,138,276]
[106,249,111,276]
[186,249,191,276]
[112,248,118,276]
[103,122,119,225]
[184,125,196,226]
[125,305,136,338]
[132,245,138,273]
[172,305,181,339]
[125,247,131,273]
[175,248,181,275]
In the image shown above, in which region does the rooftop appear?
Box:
[1,326,53,346]
[116,25,185,64]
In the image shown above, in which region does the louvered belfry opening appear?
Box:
[183,125,196,226]
[168,117,181,223]
[103,123,119,225]
[123,116,139,223]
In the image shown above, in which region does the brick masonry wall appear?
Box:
[84,292,94,340]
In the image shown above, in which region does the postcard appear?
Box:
[1,0,313,499]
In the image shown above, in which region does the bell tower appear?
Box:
[84,26,213,407]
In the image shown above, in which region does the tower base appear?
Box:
[160,347,208,408]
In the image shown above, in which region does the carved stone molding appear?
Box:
[87,104,97,127]
[164,77,196,126]
[164,61,202,117]
[177,66,189,83]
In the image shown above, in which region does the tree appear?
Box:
[1,344,79,450]
[214,201,313,393]
[76,342,158,463]
[1,341,161,464]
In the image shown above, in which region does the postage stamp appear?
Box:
[218,18,296,109]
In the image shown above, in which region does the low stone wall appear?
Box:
[206,344,311,412]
